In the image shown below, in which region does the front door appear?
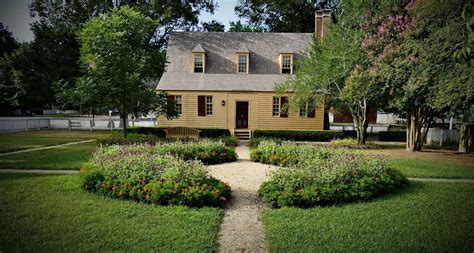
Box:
[236,101,249,129]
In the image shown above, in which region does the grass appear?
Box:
[262,182,474,252]
[0,142,98,170]
[0,173,222,252]
[0,130,113,153]
[389,158,474,179]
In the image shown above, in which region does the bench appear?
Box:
[165,127,201,139]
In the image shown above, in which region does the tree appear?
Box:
[228,20,261,32]
[202,20,225,32]
[0,23,19,111]
[374,0,472,151]
[235,0,338,32]
[79,6,177,136]
[278,0,401,145]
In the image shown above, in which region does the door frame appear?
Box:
[235,100,249,129]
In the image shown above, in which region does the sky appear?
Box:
[0,0,239,42]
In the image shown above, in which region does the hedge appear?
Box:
[253,129,356,142]
[126,127,230,138]
[379,131,406,142]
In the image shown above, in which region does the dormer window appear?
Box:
[280,53,293,74]
[192,44,206,73]
[237,54,249,73]
[194,53,204,73]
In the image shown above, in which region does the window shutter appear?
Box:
[198,96,206,116]
[280,96,288,118]
[307,97,315,118]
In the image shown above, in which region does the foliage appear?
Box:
[235,0,336,32]
[199,128,231,138]
[78,7,177,135]
[228,20,262,32]
[202,20,225,32]
[0,173,223,251]
[126,126,167,137]
[255,142,408,207]
[262,183,474,252]
[249,137,283,148]
[0,23,19,110]
[379,131,407,142]
[82,149,231,207]
[329,138,369,149]
[218,136,239,147]
[253,129,356,142]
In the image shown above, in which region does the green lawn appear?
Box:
[0,173,222,252]
[389,158,474,179]
[0,142,98,170]
[0,130,112,153]
[262,182,474,252]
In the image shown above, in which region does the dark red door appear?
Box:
[236,102,249,129]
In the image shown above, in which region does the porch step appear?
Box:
[234,130,251,140]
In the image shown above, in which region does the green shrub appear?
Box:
[126,127,167,137]
[379,131,406,142]
[253,130,356,142]
[217,136,239,147]
[98,133,161,145]
[82,152,231,207]
[199,128,231,138]
[152,140,237,165]
[254,142,408,207]
[249,137,283,148]
[330,138,370,149]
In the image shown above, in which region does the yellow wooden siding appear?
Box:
[157,91,324,131]
[157,91,227,129]
[257,93,324,131]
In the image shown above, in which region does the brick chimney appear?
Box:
[315,9,332,42]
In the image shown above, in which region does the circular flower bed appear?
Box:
[254,141,408,208]
[82,145,231,207]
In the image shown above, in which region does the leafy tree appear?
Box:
[278,0,401,145]
[228,20,262,32]
[0,23,19,111]
[235,0,338,32]
[374,0,472,151]
[202,20,225,32]
[79,6,177,136]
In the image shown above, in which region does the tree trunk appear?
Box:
[406,107,430,152]
[459,123,474,153]
[121,112,128,138]
[350,100,369,145]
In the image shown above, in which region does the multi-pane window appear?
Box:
[281,54,292,74]
[272,97,280,116]
[175,95,182,115]
[238,54,248,73]
[299,102,307,117]
[194,53,204,73]
[206,96,213,115]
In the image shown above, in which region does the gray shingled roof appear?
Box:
[156,32,313,91]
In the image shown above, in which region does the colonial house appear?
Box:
[156,10,331,139]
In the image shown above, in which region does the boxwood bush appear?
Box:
[253,129,356,142]
[254,141,408,207]
[82,150,231,207]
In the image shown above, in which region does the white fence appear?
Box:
[426,128,460,146]
[0,117,157,132]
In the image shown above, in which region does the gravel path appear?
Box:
[208,145,277,253]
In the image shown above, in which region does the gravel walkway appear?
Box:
[208,145,277,253]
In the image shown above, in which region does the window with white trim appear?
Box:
[272,97,280,116]
[194,53,204,73]
[237,54,249,73]
[175,95,182,115]
[206,96,213,115]
[281,54,293,74]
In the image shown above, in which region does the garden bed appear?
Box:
[252,141,408,207]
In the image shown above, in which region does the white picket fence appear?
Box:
[0,117,157,132]
[426,128,460,146]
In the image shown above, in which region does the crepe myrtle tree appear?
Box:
[79,6,177,136]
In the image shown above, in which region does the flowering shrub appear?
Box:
[254,141,408,207]
[82,152,231,207]
[152,140,237,164]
